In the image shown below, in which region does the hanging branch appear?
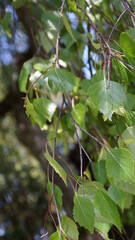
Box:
[122,0,135,19]
[55,0,66,68]
[51,1,66,239]
[76,0,112,87]
[108,9,127,41]
[63,95,85,195]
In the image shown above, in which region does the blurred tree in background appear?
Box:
[1,0,135,240]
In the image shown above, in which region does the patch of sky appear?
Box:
[5,4,18,21]
[0,225,5,237]
[15,28,29,53]
[67,12,78,30]
[0,4,29,66]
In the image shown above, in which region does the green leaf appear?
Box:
[95,222,111,240]
[73,194,95,233]
[43,66,79,93]
[25,98,56,128]
[124,93,135,111]
[62,14,78,44]
[112,58,128,83]
[1,12,11,37]
[61,216,79,240]
[123,110,135,126]
[108,185,132,211]
[88,80,126,120]
[25,98,37,125]
[33,97,56,124]
[50,231,66,240]
[93,160,107,185]
[47,181,63,211]
[106,148,135,184]
[77,181,121,230]
[12,0,26,9]
[120,32,135,58]
[94,190,121,231]
[33,60,53,72]
[115,181,135,195]
[71,103,85,127]
[88,33,101,49]
[39,31,53,53]
[45,152,67,186]
[118,126,135,157]
[18,67,29,93]
[126,27,135,39]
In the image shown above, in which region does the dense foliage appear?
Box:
[1,0,135,239]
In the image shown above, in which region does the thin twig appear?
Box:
[51,1,66,239]
[122,0,135,19]
[52,100,64,239]
[111,52,135,70]
[88,22,93,77]
[81,145,92,165]
[55,0,66,68]
[63,95,85,196]
[108,9,127,41]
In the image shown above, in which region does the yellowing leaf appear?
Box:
[45,152,67,186]
[88,33,101,49]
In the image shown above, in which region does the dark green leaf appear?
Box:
[47,181,63,211]
[120,32,135,58]
[106,148,135,184]
[73,194,95,233]
[108,185,132,211]
[94,190,121,231]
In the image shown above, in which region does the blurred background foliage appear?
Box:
[0,0,135,239]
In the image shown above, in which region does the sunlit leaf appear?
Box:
[33,97,56,123]
[71,103,85,127]
[43,66,79,93]
[45,153,67,186]
[50,231,66,240]
[88,80,126,120]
